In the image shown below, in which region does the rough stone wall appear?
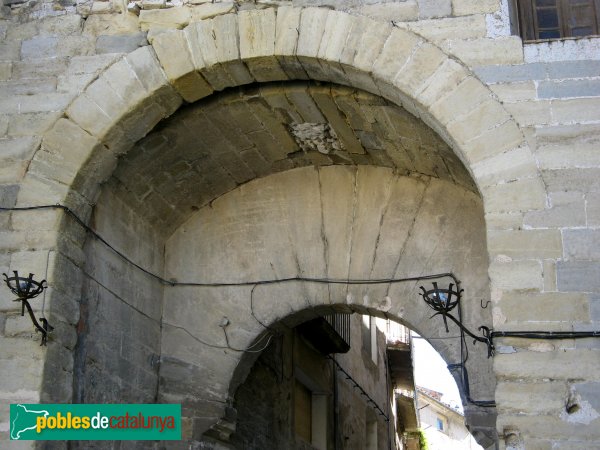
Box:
[0,1,598,449]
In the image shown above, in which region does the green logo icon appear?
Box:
[10,404,181,440]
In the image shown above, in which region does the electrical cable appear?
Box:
[0,204,459,288]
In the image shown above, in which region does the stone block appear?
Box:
[496,381,568,413]
[12,58,68,79]
[8,112,61,137]
[238,8,285,82]
[0,62,10,81]
[536,141,600,170]
[446,99,511,151]
[452,0,499,15]
[184,22,227,89]
[488,230,562,260]
[504,100,552,127]
[563,230,600,261]
[416,58,469,108]
[494,349,600,380]
[441,37,523,66]
[212,14,255,85]
[542,168,600,193]
[0,114,7,136]
[296,7,327,59]
[0,78,57,97]
[490,81,537,102]
[95,32,147,54]
[189,2,234,21]
[372,28,421,90]
[489,260,543,291]
[417,0,451,19]
[38,15,83,36]
[485,212,524,230]
[587,192,600,227]
[141,0,165,9]
[125,46,168,95]
[472,145,538,186]
[21,37,58,60]
[546,60,600,79]
[0,92,71,115]
[462,119,526,167]
[393,42,446,98]
[352,2,419,21]
[483,177,547,214]
[538,79,600,99]
[139,7,191,31]
[0,41,20,61]
[474,63,546,83]
[524,191,586,228]
[552,98,600,125]
[83,13,140,36]
[152,30,212,102]
[429,76,491,127]
[497,292,590,323]
[544,259,557,292]
[557,261,600,293]
[403,14,486,42]
[0,136,40,161]
[591,294,600,322]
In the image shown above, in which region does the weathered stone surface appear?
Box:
[496,381,568,413]
[474,63,546,83]
[139,6,192,31]
[353,1,419,21]
[557,261,600,293]
[563,230,600,261]
[417,0,451,19]
[189,2,234,21]
[21,36,58,60]
[488,230,562,259]
[524,191,586,228]
[95,32,147,54]
[441,37,523,66]
[401,14,486,42]
[496,292,590,323]
[489,260,543,291]
[452,0,499,15]
[151,30,212,102]
[495,350,600,380]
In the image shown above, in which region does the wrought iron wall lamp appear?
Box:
[420,280,600,359]
[3,271,53,345]
[420,281,494,357]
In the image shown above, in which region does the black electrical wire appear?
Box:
[0,204,459,288]
[327,355,389,422]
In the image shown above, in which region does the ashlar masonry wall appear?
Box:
[0,1,599,449]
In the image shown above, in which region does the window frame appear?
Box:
[513,0,600,42]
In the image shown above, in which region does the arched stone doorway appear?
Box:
[72,82,495,447]
[14,7,546,449]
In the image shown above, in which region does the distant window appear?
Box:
[435,416,447,433]
[295,380,312,442]
[362,315,378,365]
[516,0,600,41]
[436,417,444,430]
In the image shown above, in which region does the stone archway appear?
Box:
[12,6,549,449]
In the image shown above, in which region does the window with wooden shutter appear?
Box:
[516,0,600,41]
